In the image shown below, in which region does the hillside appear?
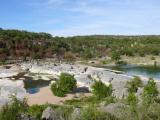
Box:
[0,28,160,61]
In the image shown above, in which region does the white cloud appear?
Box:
[25,0,160,36]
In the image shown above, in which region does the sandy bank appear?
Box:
[26,86,91,106]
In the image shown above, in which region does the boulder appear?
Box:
[19,114,37,120]
[0,79,26,107]
[71,108,81,120]
[42,107,58,120]
[100,103,128,118]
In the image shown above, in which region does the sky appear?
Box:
[0,0,160,36]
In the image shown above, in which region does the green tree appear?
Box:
[111,51,121,62]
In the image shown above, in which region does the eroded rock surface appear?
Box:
[42,107,58,120]
[0,79,26,107]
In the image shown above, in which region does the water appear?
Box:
[106,64,160,80]
[10,72,52,94]
[23,78,51,94]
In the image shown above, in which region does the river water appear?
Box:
[106,64,160,80]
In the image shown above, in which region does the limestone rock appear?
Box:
[42,107,58,120]
[71,108,81,120]
[100,103,128,118]
[0,79,26,107]
[19,114,37,120]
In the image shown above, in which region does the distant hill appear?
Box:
[0,28,160,61]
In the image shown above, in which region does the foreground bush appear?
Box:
[0,96,28,120]
[51,73,77,97]
[127,92,138,106]
[143,78,159,105]
[91,80,112,99]
[80,105,118,120]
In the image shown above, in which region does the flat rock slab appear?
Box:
[0,79,26,107]
[21,62,132,98]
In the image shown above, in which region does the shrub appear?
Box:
[127,76,142,93]
[0,96,28,120]
[64,51,75,61]
[127,92,138,106]
[51,73,77,97]
[80,105,109,120]
[91,80,112,99]
[56,106,73,120]
[82,48,94,59]
[28,105,45,119]
[143,78,159,105]
[151,56,156,60]
[104,96,117,105]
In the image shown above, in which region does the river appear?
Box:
[106,64,160,80]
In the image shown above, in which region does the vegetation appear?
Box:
[0,96,28,120]
[1,77,160,120]
[0,29,160,61]
[126,76,143,93]
[1,28,160,119]
[127,92,138,106]
[80,105,118,120]
[125,78,160,120]
[91,80,113,99]
[111,51,121,62]
[51,73,77,97]
[143,78,159,105]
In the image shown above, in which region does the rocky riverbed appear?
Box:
[0,61,159,107]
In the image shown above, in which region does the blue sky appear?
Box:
[0,0,160,36]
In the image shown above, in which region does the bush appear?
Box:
[51,73,77,97]
[127,76,142,93]
[80,105,106,120]
[151,56,156,60]
[56,106,74,120]
[104,96,117,105]
[0,96,28,120]
[64,51,75,61]
[91,80,112,99]
[127,93,138,106]
[28,105,45,119]
[143,78,159,105]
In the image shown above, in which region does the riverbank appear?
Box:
[0,60,160,107]
[26,86,91,106]
[122,55,160,66]
[21,61,132,98]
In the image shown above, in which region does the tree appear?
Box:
[51,73,77,97]
[64,51,75,61]
[111,51,121,62]
[82,48,94,59]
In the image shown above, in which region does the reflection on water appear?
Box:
[10,72,53,94]
[106,64,160,80]
[23,78,51,94]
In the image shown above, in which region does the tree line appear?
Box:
[0,28,160,61]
